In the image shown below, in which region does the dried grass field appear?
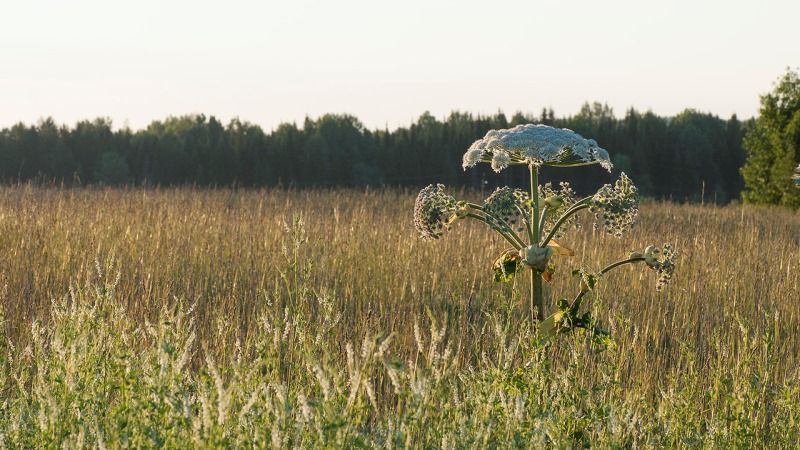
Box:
[0,185,799,448]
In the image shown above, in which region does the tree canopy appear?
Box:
[741,68,800,207]
[0,106,748,202]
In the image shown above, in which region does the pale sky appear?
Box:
[1,0,798,131]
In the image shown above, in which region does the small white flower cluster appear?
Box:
[463,124,613,173]
[591,173,639,238]
[413,184,456,240]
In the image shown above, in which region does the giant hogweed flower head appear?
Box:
[591,172,639,237]
[463,124,613,172]
[413,184,457,240]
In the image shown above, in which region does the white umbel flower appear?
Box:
[491,151,511,172]
[462,147,485,169]
[463,124,613,172]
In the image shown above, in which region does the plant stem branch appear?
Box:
[600,257,645,275]
[540,197,592,247]
[515,204,534,243]
[538,205,549,241]
[464,212,524,249]
[570,256,646,314]
[465,203,527,249]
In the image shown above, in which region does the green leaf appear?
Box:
[538,312,561,340]
[493,251,522,283]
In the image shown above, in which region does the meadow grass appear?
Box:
[0,185,798,448]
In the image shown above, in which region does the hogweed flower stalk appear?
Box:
[414,123,678,337]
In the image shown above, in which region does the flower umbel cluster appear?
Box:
[463,124,613,173]
[413,184,457,240]
[643,244,677,291]
[591,172,639,238]
[483,187,529,231]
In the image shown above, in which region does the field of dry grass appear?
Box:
[0,185,798,447]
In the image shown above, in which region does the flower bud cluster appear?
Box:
[644,244,676,291]
[413,184,457,240]
[591,172,639,238]
[483,187,529,232]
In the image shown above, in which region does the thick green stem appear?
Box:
[529,165,544,321]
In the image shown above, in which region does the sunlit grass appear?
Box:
[0,185,798,447]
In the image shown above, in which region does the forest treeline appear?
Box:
[0,102,748,201]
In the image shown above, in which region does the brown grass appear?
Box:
[0,184,798,394]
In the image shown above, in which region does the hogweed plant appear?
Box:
[414,124,677,339]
